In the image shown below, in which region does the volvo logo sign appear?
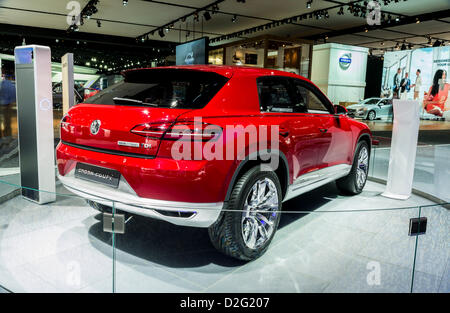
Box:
[90,120,101,135]
[339,53,352,70]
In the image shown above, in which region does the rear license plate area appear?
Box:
[74,163,121,188]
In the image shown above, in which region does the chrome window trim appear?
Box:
[283,164,352,202]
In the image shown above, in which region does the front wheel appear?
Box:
[367,110,376,120]
[336,141,370,195]
[208,166,282,261]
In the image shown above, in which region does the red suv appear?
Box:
[57,66,371,260]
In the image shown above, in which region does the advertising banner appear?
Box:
[381,46,450,118]
[176,37,208,66]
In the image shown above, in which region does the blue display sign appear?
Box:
[15,47,34,65]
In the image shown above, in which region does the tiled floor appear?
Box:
[0,180,447,293]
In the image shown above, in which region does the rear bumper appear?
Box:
[57,169,223,228]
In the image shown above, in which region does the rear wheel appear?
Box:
[336,141,369,195]
[208,166,282,261]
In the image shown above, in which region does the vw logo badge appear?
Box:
[90,120,101,135]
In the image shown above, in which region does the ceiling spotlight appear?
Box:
[416,18,420,23]
[401,42,406,50]
[380,41,384,46]
[306,1,312,9]
[203,11,211,21]
[338,7,344,15]
[97,20,101,27]
[158,28,165,38]
[232,14,237,22]
[395,42,400,50]
[395,16,400,22]
[123,0,128,6]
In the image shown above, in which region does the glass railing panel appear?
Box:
[410,203,449,293]
[0,181,114,292]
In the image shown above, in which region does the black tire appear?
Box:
[367,110,376,120]
[336,141,370,195]
[208,165,282,261]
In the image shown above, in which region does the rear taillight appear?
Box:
[164,121,222,141]
[61,114,71,131]
[131,121,222,141]
[130,122,172,139]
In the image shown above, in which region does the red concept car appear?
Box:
[56,65,372,260]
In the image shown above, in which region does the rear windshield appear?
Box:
[85,69,229,109]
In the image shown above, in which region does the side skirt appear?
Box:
[283,164,352,202]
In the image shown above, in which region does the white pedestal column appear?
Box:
[382,100,420,200]
[62,53,75,115]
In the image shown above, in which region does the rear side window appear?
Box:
[86,69,229,109]
[257,77,305,113]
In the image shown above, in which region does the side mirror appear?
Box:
[334,105,347,115]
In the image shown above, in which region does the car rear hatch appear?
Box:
[60,68,230,158]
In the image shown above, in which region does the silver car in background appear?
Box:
[346,98,393,120]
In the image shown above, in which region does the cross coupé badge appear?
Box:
[90,120,101,135]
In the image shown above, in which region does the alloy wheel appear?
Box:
[356,146,369,189]
[241,178,279,249]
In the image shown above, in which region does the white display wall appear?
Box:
[311,43,369,104]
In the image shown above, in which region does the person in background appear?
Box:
[0,74,16,106]
[393,68,401,99]
[423,69,449,117]
[411,69,422,100]
[400,72,411,100]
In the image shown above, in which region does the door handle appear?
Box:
[319,128,328,133]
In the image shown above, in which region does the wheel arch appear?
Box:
[355,132,372,158]
[224,150,290,202]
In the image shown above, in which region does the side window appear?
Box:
[291,79,331,114]
[257,77,302,113]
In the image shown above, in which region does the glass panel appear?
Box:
[411,203,449,293]
[0,181,114,293]
[370,144,450,202]
[113,180,427,293]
